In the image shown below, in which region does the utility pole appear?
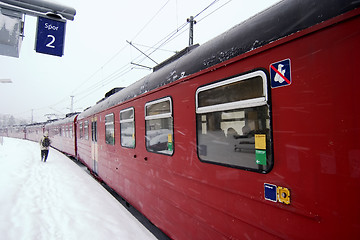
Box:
[31,109,33,124]
[187,16,196,46]
[70,96,74,113]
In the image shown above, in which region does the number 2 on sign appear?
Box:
[46,35,56,48]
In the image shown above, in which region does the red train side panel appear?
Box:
[56,2,360,239]
[79,9,360,240]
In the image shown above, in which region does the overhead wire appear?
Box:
[70,0,170,98]
[194,0,220,18]
[135,0,228,62]
[48,0,231,114]
[131,0,171,42]
[66,0,172,104]
[196,0,232,23]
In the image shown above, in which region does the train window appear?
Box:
[105,113,115,145]
[196,70,272,173]
[91,120,97,142]
[84,121,89,140]
[120,107,135,148]
[145,97,174,155]
[79,122,83,139]
[69,126,73,139]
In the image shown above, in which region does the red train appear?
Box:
[2,0,360,239]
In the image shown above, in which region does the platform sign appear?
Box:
[35,16,66,57]
[270,59,291,88]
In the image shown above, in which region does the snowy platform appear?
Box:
[0,137,158,240]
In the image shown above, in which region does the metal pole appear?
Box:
[187,16,196,46]
[70,95,74,113]
[126,40,158,65]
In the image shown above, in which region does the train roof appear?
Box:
[78,0,360,119]
[45,113,78,126]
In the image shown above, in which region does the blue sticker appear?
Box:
[264,183,277,202]
[270,59,291,88]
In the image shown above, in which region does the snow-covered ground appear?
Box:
[0,137,157,240]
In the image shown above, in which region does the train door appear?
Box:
[91,116,98,174]
[73,116,78,157]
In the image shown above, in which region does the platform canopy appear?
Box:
[0,0,76,57]
[0,0,76,20]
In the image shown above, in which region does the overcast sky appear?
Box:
[0,0,280,123]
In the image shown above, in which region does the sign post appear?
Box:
[35,16,66,57]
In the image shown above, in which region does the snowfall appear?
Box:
[0,137,158,240]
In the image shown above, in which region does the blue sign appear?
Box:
[36,16,66,57]
[264,183,277,202]
[270,59,291,88]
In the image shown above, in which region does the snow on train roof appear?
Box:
[78,0,360,119]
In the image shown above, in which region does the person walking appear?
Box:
[40,131,51,162]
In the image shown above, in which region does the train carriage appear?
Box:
[25,122,45,142]
[71,0,360,239]
[6,125,26,139]
[76,113,93,172]
[45,114,78,157]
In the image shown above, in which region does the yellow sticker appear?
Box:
[277,186,291,205]
[255,134,266,150]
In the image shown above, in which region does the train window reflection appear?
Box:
[120,107,135,148]
[92,119,97,142]
[79,122,83,139]
[198,76,264,108]
[69,126,73,139]
[84,121,89,140]
[145,97,174,155]
[105,113,115,145]
[196,71,272,173]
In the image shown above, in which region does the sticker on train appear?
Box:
[264,183,291,205]
[264,183,277,202]
[270,59,291,88]
[255,134,267,165]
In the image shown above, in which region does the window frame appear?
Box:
[195,70,273,173]
[145,97,174,156]
[79,122,83,139]
[120,107,135,148]
[69,125,73,139]
[84,120,89,140]
[145,97,173,120]
[91,119,97,142]
[196,71,268,114]
[105,113,115,145]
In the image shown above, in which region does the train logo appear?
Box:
[270,58,291,88]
